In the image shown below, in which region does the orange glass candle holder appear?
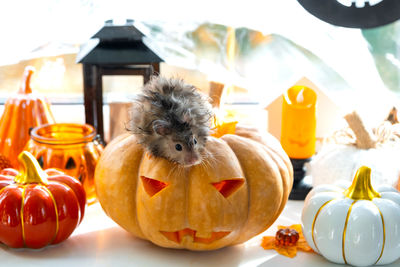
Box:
[24,123,104,204]
[281,85,317,159]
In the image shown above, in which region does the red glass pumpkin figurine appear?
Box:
[0,151,86,249]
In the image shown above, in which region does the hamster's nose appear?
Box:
[185,155,200,166]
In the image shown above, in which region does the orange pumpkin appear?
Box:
[95,125,293,250]
[0,67,55,167]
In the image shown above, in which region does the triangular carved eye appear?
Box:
[211,179,244,198]
[141,176,169,197]
[65,157,76,169]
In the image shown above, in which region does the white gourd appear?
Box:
[310,110,400,189]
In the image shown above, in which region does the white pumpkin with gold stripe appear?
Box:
[302,166,400,267]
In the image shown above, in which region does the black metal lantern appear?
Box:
[76,19,163,142]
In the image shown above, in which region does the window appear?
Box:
[0,0,398,132]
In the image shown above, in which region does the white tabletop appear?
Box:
[2,200,399,267]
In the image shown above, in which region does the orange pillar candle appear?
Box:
[281,86,317,159]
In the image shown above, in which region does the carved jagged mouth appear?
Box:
[160,228,231,244]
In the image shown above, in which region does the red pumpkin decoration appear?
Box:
[0,151,86,249]
[0,66,55,167]
[275,228,299,247]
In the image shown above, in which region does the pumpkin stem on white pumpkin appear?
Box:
[14,151,49,185]
[344,111,377,149]
[343,166,380,200]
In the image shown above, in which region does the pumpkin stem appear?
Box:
[386,107,398,124]
[18,66,35,94]
[14,151,48,185]
[343,166,380,200]
[210,119,238,138]
[344,111,376,149]
[209,81,224,108]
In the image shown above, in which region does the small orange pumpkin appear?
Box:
[0,67,55,167]
[95,125,293,250]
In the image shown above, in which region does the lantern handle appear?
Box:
[19,66,35,94]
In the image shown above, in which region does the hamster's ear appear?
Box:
[183,109,192,124]
[153,120,172,136]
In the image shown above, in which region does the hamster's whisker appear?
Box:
[166,163,178,179]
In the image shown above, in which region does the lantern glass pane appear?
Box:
[101,75,144,142]
[102,75,144,103]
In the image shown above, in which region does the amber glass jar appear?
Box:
[25,123,104,204]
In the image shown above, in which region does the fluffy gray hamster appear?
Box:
[128,76,213,166]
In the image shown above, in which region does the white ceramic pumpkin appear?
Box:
[302,166,400,267]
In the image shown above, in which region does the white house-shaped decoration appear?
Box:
[265,76,343,141]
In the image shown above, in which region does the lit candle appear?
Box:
[281,86,317,159]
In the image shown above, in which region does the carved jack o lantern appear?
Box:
[95,126,293,250]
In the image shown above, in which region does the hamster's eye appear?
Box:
[194,138,197,145]
[175,144,183,151]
